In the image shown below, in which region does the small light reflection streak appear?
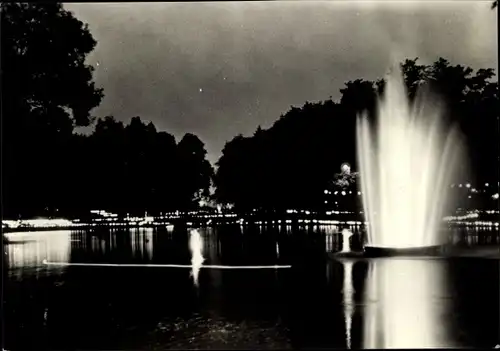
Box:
[342,260,355,349]
[189,229,205,286]
[363,259,452,348]
[145,229,153,260]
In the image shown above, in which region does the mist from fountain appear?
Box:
[356,65,462,249]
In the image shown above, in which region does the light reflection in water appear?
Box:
[5,231,71,277]
[323,225,341,252]
[189,229,205,286]
[342,260,355,349]
[363,259,453,348]
[145,229,153,260]
[130,228,154,259]
[131,229,139,257]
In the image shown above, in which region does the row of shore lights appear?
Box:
[323,183,499,199]
[450,182,497,189]
[324,190,361,196]
[323,190,359,205]
[450,183,499,200]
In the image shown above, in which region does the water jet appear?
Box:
[356,63,462,255]
[330,229,366,258]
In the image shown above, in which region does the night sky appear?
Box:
[65,1,497,166]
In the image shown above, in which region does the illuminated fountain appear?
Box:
[356,64,462,254]
[189,229,205,286]
[331,228,366,258]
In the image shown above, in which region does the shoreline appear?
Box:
[3,218,498,234]
[2,216,366,234]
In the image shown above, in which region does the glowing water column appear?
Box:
[341,229,353,253]
[356,64,462,249]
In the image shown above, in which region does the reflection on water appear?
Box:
[131,228,154,259]
[3,225,499,350]
[363,259,452,348]
[5,231,71,278]
[189,229,205,286]
[342,260,355,349]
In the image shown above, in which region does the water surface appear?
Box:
[4,225,499,349]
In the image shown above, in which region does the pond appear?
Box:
[3,224,499,349]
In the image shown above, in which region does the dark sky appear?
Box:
[65,1,497,166]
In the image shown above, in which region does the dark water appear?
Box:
[3,225,500,350]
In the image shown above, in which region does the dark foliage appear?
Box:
[2,4,213,218]
[2,4,497,217]
[215,57,499,211]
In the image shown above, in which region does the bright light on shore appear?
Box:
[3,218,73,229]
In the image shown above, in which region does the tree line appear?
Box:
[214,57,499,212]
[2,3,498,218]
[2,3,213,219]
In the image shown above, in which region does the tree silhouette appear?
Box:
[176,133,214,210]
[339,79,378,116]
[215,100,348,212]
[149,130,178,213]
[2,3,103,218]
[214,134,260,211]
[85,117,214,216]
[90,116,127,213]
[2,3,496,218]
[215,57,498,212]
[2,4,215,219]
[1,3,103,128]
